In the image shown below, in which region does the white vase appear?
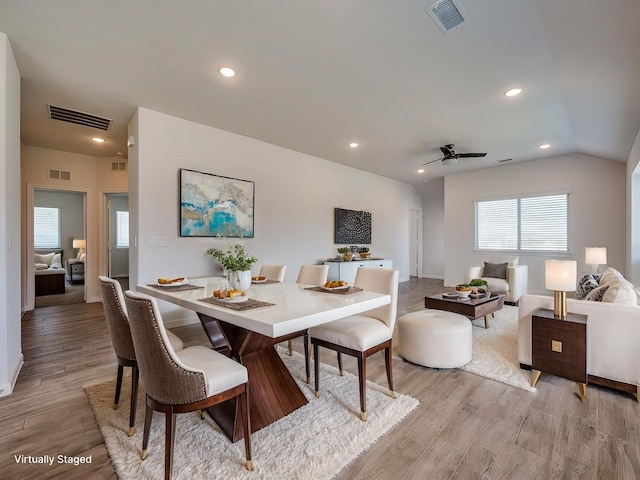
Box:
[228,270,252,291]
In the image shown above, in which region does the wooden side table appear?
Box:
[530,308,588,401]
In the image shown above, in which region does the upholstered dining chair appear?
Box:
[98,276,185,437]
[259,265,286,282]
[309,268,399,421]
[288,265,330,361]
[123,290,253,479]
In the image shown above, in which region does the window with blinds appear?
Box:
[34,207,61,249]
[116,211,129,248]
[475,194,568,252]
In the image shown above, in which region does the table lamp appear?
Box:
[545,260,577,318]
[72,238,86,258]
[585,247,606,274]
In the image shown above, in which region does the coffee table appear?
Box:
[424,293,505,329]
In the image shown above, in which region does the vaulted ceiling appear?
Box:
[1,0,639,186]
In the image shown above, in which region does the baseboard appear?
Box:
[111,274,129,279]
[422,274,444,280]
[0,353,24,398]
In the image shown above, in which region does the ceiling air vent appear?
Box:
[47,104,112,131]
[427,0,467,34]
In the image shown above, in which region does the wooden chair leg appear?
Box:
[128,365,139,436]
[141,399,153,460]
[337,352,343,376]
[303,333,310,384]
[287,339,293,356]
[358,353,366,421]
[114,364,124,409]
[240,385,253,471]
[384,346,396,399]
[313,342,320,397]
[165,407,176,480]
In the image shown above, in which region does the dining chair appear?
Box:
[98,276,185,437]
[259,265,286,282]
[309,268,399,421]
[123,290,253,479]
[288,265,330,364]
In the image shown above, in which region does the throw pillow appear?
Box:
[586,285,609,302]
[576,274,598,300]
[34,252,55,266]
[483,262,508,279]
[601,278,638,305]
[512,256,520,266]
[52,253,61,266]
[34,263,48,270]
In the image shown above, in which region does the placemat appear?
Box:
[198,297,275,310]
[147,284,204,292]
[251,279,280,285]
[304,286,363,295]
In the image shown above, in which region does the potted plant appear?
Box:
[206,244,258,290]
[337,247,353,261]
[468,278,488,294]
[357,247,370,258]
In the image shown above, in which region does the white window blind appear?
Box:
[34,207,60,249]
[116,211,129,248]
[476,194,568,252]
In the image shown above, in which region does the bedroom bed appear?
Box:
[35,248,66,296]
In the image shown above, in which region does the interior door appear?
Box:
[106,196,113,277]
[409,209,419,277]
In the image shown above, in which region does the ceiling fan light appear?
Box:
[442,157,458,166]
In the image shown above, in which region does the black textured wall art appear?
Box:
[334,208,372,244]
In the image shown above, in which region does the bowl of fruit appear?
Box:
[455,284,472,298]
[321,280,350,292]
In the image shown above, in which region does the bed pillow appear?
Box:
[34,263,49,270]
[483,262,508,279]
[34,252,55,266]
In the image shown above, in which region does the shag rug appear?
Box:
[85,351,419,480]
[461,305,535,392]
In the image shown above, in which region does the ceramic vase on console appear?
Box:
[228,270,252,291]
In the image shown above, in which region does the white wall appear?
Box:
[0,33,22,397]
[22,147,128,308]
[626,127,640,284]
[130,107,422,324]
[444,153,626,293]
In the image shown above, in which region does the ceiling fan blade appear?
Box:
[457,152,487,158]
[422,156,444,166]
[439,146,451,156]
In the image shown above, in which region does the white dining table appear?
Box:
[136,276,391,442]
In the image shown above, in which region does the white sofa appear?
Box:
[467,264,528,304]
[518,270,640,396]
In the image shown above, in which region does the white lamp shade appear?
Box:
[585,247,607,265]
[545,260,577,291]
[72,239,86,249]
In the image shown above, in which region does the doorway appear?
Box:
[104,193,129,289]
[33,188,86,308]
[409,208,423,278]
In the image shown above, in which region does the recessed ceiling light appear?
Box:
[219,67,235,78]
[539,144,551,149]
[505,88,522,97]
[423,180,429,183]
[349,142,359,148]
[417,169,425,173]
[116,152,123,156]
[92,137,105,143]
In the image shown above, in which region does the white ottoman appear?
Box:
[398,310,472,368]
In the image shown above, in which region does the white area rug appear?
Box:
[461,305,535,392]
[85,351,419,480]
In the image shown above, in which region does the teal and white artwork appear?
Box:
[180,169,254,238]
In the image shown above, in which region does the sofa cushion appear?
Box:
[576,274,599,300]
[482,277,509,294]
[483,262,508,279]
[586,285,609,302]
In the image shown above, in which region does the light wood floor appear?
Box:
[2,278,639,479]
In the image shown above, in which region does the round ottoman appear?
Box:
[398,310,472,368]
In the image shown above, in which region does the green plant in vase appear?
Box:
[468,278,488,294]
[206,244,258,290]
[337,247,353,261]
[357,247,370,258]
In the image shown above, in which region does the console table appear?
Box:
[65,259,85,284]
[530,308,587,401]
[324,259,393,284]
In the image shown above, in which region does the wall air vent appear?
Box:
[426,0,467,34]
[111,161,127,172]
[48,169,71,180]
[47,104,112,131]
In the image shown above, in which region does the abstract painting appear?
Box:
[334,208,371,244]
[180,169,254,237]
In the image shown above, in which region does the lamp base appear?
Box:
[553,291,567,318]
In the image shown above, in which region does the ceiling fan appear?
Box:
[422,144,487,166]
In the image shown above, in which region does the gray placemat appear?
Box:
[147,284,204,292]
[304,286,363,295]
[198,296,275,310]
